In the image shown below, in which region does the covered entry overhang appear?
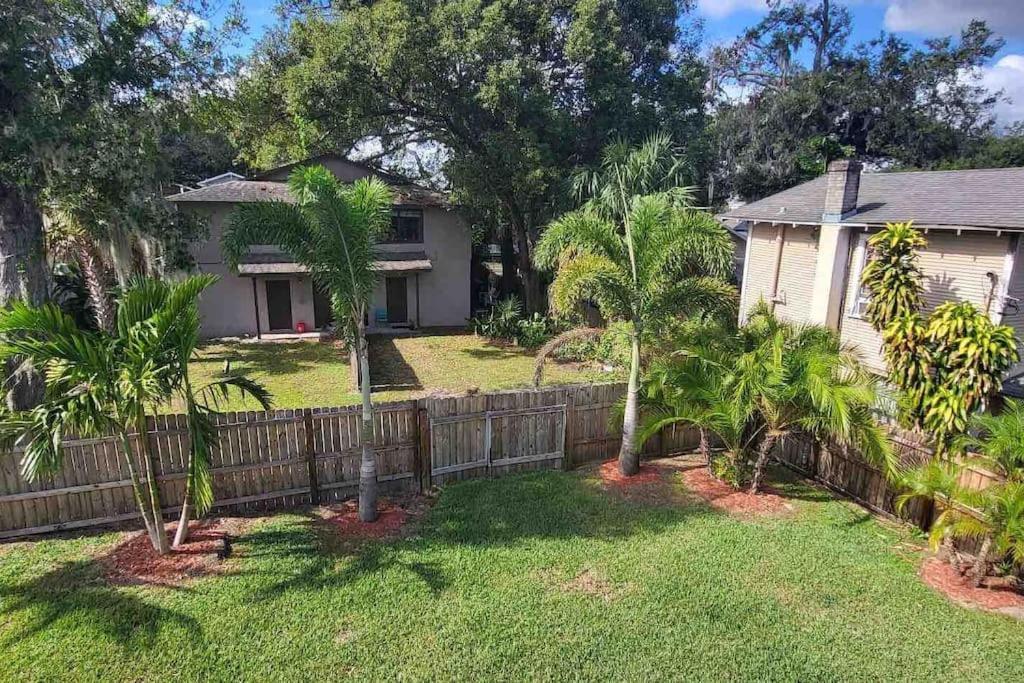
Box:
[237,251,433,335]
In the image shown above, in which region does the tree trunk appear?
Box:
[356,318,378,522]
[72,236,115,333]
[135,409,170,554]
[119,432,162,550]
[509,205,542,313]
[618,329,642,476]
[750,434,777,494]
[174,489,193,548]
[699,428,711,468]
[971,536,993,587]
[0,181,48,410]
[500,226,518,298]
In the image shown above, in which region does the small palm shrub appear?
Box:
[900,400,1024,585]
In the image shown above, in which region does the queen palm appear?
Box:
[0,276,220,553]
[535,192,735,475]
[224,165,393,522]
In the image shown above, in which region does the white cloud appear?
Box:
[883,0,1024,38]
[976,54,1024,127]
[697,0,768,20]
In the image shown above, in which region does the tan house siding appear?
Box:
[998,237,1024,380]
[837,229,1013,374]
[740,222,819,324]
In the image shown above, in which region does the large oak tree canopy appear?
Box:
[229,0,709,312]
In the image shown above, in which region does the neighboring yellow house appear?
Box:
[719,162,1024,396]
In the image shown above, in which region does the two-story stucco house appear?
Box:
[166,154,472,339]
[719,161,1024,396]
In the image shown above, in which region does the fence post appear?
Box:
[303,409,319,505]
[417,402,432,491]
[564,388,576,470]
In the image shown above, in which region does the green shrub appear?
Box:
[710,453,749,488]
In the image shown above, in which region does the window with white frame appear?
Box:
[848,233,871,318]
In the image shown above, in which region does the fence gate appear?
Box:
[429,404,567,481]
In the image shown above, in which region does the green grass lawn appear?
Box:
[183,330,617,411]
[2,466,1023,681]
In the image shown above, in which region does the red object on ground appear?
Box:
[680,466,793,516]
[597,459,664,487]
[324,499,409,538]
[295,321,307,333]
[101,521,228,585]
[920,557,1024,614]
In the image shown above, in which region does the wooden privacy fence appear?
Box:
[774,427,1002,529]
[0,383,700,539]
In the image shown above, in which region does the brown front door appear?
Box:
[313,282,334,329]
[265,279,293,331]
[386,277,408,323]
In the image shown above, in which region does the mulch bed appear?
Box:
[320,496,430,540]
[100,520,235,586]
[920,558,1024,619]
[680,466,794,517]
[597,459,665,487]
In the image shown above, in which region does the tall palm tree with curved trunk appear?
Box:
[535,194,735,475]
[224,165,393,522]
[0,276,223,554]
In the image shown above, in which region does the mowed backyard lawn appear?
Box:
[2,466,1023,681]
[184,330,615,411]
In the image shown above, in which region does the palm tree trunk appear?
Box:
[971,536,993,587]
[72,237,115,333]
[356,317,378,522]
[750,435,777,494]
[173,474,194,547]
[618,329,642,476]
[699,428,710,468]
[119,431,161,549]
[135,408,170,554]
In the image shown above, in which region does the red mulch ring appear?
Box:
[100,521,231,586]
[597,459,666,487]
[681,466,794,517]
[322,499,411,539]
[920,558,1024,618]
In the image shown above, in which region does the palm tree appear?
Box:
[736,306,893,494]
[223,165,393,522]
[955,399,1024,481]
[0,276,219,553]
[140,277,272,547]
[637,324,748,470]
[536,137,736,476]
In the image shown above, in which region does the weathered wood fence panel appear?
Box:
[774,427,1002,529]
[1,383,700,539]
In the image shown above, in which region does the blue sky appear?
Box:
[224,0,1024,125]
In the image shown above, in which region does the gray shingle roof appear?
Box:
[165,180,449,207]
[719,167,1024,229]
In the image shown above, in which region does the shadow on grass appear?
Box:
[368,337,423,391]
[242,470,703,601]
[197,341,346,378]
[0,559,203,648]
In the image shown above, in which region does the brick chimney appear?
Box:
[822,159,862,222]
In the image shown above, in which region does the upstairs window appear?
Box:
[383,208,423,243]
[848,233,871,318]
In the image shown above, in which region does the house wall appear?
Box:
[740,222,820,324]
[369,207,472,329]
[995,236,1024,381]
[185,201,471,338]
[837,229,1012,373]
